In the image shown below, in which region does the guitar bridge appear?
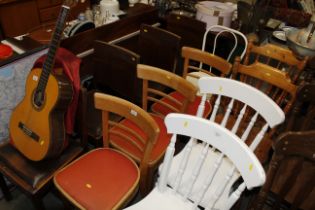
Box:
[18,122,40,142]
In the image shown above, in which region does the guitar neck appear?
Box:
[37,5,70,92]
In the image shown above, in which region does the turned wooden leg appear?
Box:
[0,173,12,201]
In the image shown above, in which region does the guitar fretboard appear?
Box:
[36,5,70,93]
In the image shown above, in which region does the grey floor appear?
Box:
[0,189,64,210]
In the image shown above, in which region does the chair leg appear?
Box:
[0,173,12,201]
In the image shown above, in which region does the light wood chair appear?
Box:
[124,113,266,210]
[107,64,198,195]
[243,39,308,84]
[150,46,229,117]
[138,24,181,74]
[54,93,160,209]
[250,129,315,210]
[161,77,284,209]
[233,58,298,115]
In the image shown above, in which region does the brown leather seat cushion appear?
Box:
[0,138,83,192]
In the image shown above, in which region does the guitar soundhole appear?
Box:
[33,90,45,109]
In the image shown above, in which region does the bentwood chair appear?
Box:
[250,130,315,210]
[162,77,284,209]
[107,64,197,195]
[243,39,308,83]
[54,93,160,209]
[124,113,266,210]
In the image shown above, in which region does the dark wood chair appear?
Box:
[243,39,308,84]
[0,90,87,210]
[165,13,206,49]
[83,40,141,145]
[138,24,181,74]
[250,129,315,210]
[284,83,315,132]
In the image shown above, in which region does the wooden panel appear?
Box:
[36,0,63,9]
[0,0,40,37]
[39,5,61,23]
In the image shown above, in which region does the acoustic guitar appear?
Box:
[9,2,74,161]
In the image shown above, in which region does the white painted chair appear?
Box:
[160,77,285,209]
[124,113,266,210]
[186,25,248,86]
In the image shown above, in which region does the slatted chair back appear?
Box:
[138,24,181,74]
[137,64,197,115]
[94,93,160,194]
[158,113,266,210]
[251,130,315,210]
[197,77,285,153]
[182,46,232,80]
[243,40,308,84]
[232,58,298,116]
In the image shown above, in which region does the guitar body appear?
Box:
[9,68,73,161]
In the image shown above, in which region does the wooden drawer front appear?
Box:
[39,5,61,23]
[37,0,63,9]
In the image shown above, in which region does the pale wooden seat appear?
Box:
[162,77,284,209]
[243,40,308,84]
[54,93,160,209]
[124,113,266,210]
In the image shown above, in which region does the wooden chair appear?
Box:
[138,24,181,74]
[243,39,308,84]
[161,77,284,209]
[93,40,141,103]
[250,130,315,210]
[124,113,266,210]
[232,58,298,117]
[150,46,229,117]
[0,90,87,209]
[283,83,315,132]
[54,93,160,209]
[166,13,206,49]
[82,40,140,145]
[107,64,197,195]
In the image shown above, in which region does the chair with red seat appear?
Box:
[151,46,228,117]
[54,93,160,209]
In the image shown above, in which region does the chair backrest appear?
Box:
[137,64,197,114]
[182,46,232,79]
[232,58,298,115]
[251,130,315,210]
[166,14,206,49]
[159,113,266,210]
[94,93,160,191]
[93,40,141,103]
[138,24,181,73]
[201,25,248,64]
[284,83,315,132]
[243,40,308,83]
[197,77,285,161]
